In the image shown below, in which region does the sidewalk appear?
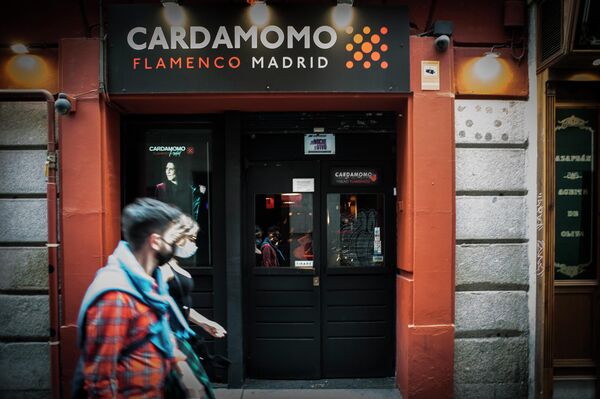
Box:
[215,388,402,399]
[213,378,402,399]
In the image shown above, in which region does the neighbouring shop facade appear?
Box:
[0,1,597,398]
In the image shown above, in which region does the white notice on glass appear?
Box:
[295,260,314,268]
[293,178,314,192]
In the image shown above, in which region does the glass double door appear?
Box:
[245,161,395,379]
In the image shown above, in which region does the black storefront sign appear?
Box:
[554,108,597,280]
[331,167,380,186]
[107,5,409,93]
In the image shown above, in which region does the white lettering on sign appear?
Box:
[148,146,186,152]
[288,26,310,49]
[213,26,234,49]
[335,171,374,178]
[171,27,189,49]
[190,27,211,49]
[234,26,258,48]
[560,230,585,238]
[149,27,169,50]
[127,25,338,51]
[251,56,328,69]
[555,154,592,162]
[557,189,589,196]
[567,210,579,217]
[127,27,147,50]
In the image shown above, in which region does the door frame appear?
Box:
[59,34,455,397]
[538,77,600,398]
[242,156,397,380]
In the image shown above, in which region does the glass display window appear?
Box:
[143,129,212,266]
[326,193,385,267]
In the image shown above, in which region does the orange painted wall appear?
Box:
[396,36,455,398]
[57,41,457,399]
[58,38,121,396]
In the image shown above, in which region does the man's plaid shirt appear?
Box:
[83,289,175,398]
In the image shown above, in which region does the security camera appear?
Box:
[434,35,450,52]
[55,93,74,115]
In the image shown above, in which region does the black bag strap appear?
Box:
[119,330,157,359]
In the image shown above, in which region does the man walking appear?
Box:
[75,198,204,398]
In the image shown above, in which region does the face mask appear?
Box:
[175,240,198,258]
[155,238,175,265]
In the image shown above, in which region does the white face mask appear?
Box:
[174,240,198,258]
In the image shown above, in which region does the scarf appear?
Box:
[261,237,285,262]
[76,241,195,358]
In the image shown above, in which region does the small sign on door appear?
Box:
[305,134,335,155]
[293,178,315,192]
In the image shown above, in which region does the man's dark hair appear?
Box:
[267,225,280,235]
[121,198,182,251]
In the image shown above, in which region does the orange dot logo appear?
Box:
[361,42,373,53]
[344,26,390,71]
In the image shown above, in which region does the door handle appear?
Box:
[313,276,320,287]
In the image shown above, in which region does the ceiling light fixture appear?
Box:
[161,0,186,27]
[248,0,269,27]
[333,0,354,29]
[10,43,29,54]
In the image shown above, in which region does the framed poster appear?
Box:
[144,129,212,266]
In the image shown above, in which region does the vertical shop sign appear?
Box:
[554,109,596,279]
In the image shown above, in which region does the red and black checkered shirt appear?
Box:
[83,290,175,398]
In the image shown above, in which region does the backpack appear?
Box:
[71,331,156,399]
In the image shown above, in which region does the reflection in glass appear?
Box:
[255,193,313,268]
[327,194,384,267]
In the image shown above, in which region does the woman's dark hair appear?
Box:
[122,198,182,251]
[267,225,280,235]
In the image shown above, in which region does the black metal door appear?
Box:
[320,160,395,378]
[245,160,395,379]
[245,162,322,379]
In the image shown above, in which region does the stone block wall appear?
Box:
[0,102,51,398]
[454,100,530,398]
